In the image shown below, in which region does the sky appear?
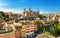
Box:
[0,0,60,14]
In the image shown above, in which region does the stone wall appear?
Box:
[0,31,15,38]
[15,29,21,38]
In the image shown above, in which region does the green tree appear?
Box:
[57,24,60,35]
[15,26,22,29]
[51,20,60,36]
[51,20,59,25]
[38,14,44,19]
[0,11,11,21]
[36,21,43,27]
[34,21,43,35]
[57,24,60,30]
[51,20,59,29]
[0,11,5,16]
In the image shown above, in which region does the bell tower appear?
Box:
[36,9,39,14]
[28,7,31,13]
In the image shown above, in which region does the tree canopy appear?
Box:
[0,11,11,21]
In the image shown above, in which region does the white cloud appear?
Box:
[0,8,48,14]
[0,8,54,14]
[0,8,23,14]
[0,3,8,6]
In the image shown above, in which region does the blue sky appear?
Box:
[0,0,60,14]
